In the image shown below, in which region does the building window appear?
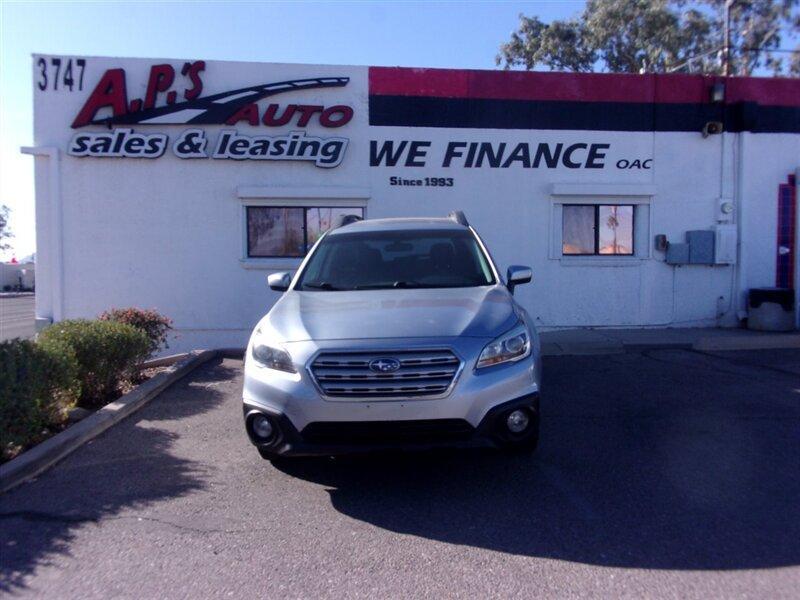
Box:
[562,204,634,256]
[246,206,364,258]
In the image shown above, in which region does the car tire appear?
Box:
[257,447,276,460]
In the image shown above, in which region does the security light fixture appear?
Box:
[711,81,726,103]
[702,121,724,138]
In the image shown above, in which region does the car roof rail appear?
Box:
[448,211,469,227]
[331,213,364,229]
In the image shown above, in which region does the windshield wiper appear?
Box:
[354,281,427,290]
[301,282,342,291]
[393,281,423,288]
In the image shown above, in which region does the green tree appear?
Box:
[497,0,799,76]
[0,205,11,252]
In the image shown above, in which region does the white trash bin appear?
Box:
[747,288,795,332]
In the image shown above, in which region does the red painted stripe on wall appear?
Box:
[369,66,800,108]
[726,78,800,108]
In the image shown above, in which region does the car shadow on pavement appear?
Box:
[275,350,800,571]
[0,358,236,592]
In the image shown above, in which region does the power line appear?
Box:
[667,47,722,73]
[667,45,799,73]
[740,47,800,53]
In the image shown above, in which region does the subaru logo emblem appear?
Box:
[369,358,401,373]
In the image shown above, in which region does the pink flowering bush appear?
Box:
[99,307,173,357]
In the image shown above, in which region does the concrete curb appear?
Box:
[541,343,623,356]
[141,351,195,369]
[0,349,218,494]
[694,333,800,351]
[541,333,799,356]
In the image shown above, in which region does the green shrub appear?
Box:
[0,338,80,460]
[38,320,150,408]
[99,307,173,357]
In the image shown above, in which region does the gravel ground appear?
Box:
[1,349,799,598]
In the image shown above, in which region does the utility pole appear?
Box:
[723,0,734,76]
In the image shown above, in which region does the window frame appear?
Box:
[562,203,635,257]
[245,205,365,259]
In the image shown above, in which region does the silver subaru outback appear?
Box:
[242,212,541,459]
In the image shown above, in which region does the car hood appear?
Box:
[262,286,519,342]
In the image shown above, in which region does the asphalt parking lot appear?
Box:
[2,348,799,598]
[0,295,35,342]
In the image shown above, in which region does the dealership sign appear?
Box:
[67,62,352,167]
[61,59,653,173]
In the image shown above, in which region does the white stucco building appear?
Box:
[26,55,799,352]
[0,261,35,291]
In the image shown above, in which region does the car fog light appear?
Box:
[252,414,274,440]
[506,409,529,433]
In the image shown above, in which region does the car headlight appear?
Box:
[476,324,531,369]
[251,331,296,373]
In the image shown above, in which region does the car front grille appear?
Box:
[309,349,461,398]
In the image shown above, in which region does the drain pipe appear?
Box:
[796,167,800,329]
[733,133,747,323]
[20,146,63,326]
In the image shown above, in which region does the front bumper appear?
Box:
[244,394,540,457]
[242,335,541,457]
[244,337,540,427]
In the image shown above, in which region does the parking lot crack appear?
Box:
[0,510,265,536]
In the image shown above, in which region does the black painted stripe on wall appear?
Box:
[369,95,800,133]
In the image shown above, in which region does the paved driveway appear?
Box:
[2,349,799,598]
[0,295,35,342]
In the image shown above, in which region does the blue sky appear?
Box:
[0,0,585,259]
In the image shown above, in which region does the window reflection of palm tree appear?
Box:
[607,207,619,253]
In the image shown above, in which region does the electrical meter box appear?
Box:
[714,224,737,264]
[686,230,715,264]
[666,243,690,264]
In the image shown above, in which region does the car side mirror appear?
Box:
[267,271,293,292]
[506,265,532,295]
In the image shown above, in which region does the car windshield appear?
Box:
[297,228,496,291]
